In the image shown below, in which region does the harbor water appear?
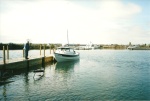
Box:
[0,50,150,100]
[0,49,52,61]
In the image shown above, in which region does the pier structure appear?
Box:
[0,44,56,70]
[0,56,54,70]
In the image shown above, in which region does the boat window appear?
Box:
[57,49,61,51]
[70,49,74,52]
[65,49,70,51]
[61,49,65,51]
[58,48,74,52]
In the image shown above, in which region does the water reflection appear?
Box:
[33,71,44,81]
[55,60,79,73]
[2,85,7,100]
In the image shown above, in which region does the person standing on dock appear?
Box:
[24,41,30,59]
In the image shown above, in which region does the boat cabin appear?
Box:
[56,47,75,53]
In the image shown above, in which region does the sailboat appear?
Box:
[54,30,80,62]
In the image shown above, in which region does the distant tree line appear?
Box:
[0,43,62,50]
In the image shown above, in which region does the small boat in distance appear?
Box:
[54,47,80,62]
[127,45,140,50]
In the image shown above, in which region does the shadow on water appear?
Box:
[0,69,15,86]
[55,60,80,72]
[0,61,55,86]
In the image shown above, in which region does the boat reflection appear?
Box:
[52,60,80,82]
[55,60,79,73]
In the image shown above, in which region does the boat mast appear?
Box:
[67,29,69,46]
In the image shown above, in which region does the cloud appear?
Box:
[0,0,147,44]
[97,0,142,19]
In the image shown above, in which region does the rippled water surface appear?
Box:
[0,50,150,100]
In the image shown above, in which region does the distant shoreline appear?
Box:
[0,43,61,50]
[0,43,150,50]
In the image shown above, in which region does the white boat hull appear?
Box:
[54,53,80,62]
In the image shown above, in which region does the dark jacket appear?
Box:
[25,42,30,51]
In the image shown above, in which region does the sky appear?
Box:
[0,0,150,44]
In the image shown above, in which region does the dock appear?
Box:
[0,55,55,70]
[0,44,57,70]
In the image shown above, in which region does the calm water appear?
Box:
[0,50,150,100]
[0,50,52,61]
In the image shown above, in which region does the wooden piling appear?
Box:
[40,45,41,55]
[50,44,51,54]
[53,48,55,53]
[7,45,9,59]
[44,45,45,57]
[23,49,25,58]
[3,46,6,64]
[42,57,45,67]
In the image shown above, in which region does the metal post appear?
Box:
[44,45,45,57]
[7,45,9,59]
[39,45,41,55]
[3,46,6,64]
